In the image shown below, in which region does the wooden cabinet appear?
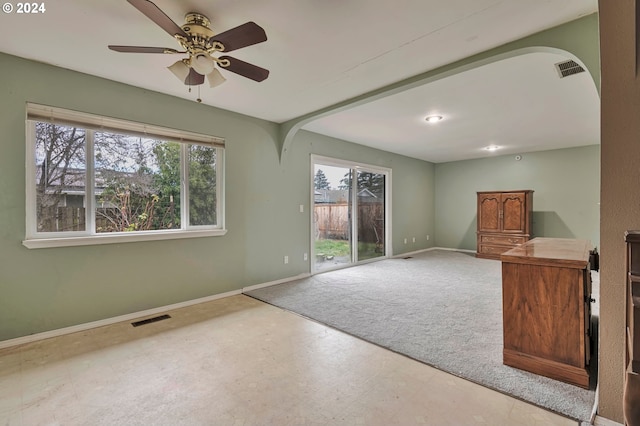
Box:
[501,238,592,388]
[624,231,640,425]
[477,190,533,260]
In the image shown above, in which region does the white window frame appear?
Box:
[23,103,226,249]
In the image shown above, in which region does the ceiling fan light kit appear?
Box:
[206,68,226,88]
[168,59,190,81]
[190,52,216,75]
[109,0,269,96]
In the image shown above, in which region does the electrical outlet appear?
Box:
[404,238,407,244]
[426,235,430,241]
[284,255,289,264]
[303,253,308,261]
[412,237,416,243]
[299,204,304,213]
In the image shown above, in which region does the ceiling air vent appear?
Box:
[555,60,585,78]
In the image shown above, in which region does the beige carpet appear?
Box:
[246,249,597,422]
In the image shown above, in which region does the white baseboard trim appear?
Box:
[394,247,476,257]
[0,271,317,350]
[0,288,244,350]
[431,246,476,254]
[393,248,432,257]
[594,415,622,426]
[242,273,311,292]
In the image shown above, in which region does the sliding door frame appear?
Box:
[310,155,392,274]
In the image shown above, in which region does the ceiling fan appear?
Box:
[109,0,269,88]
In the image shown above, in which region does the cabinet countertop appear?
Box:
[500,237,591,269]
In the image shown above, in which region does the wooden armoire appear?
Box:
[476,190,533,260]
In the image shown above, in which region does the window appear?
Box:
[24,104,225,249]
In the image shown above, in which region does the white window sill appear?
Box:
[22,229,227,249]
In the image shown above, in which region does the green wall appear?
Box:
[0,52,435,341]
[434,145,600,250]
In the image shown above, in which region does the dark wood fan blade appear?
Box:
[127,0,188,39]
[108,45,183,54]
[211,22,267,52]
[184,69,205,86]
[219,56,269,82]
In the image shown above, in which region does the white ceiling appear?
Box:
[0,0,599,163]
[304,51,600,163]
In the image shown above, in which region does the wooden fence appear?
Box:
[314,203,349,239]
[314,202,383,244]
[41,204,384,242]
[38,206,121,232]
[38,206,85,232]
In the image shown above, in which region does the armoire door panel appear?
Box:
[502,193,526,233]
[478,194,500,233]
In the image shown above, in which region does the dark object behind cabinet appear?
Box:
[624,231,640,425]
[476,190,533,260]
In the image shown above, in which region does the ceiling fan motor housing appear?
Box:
[181,12,218,53]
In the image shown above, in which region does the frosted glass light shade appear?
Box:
[168,60,190,81]
[191,53,215,75]
[206,68,226,88]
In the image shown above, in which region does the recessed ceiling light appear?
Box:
[484,145,500,151]
[425,115,443,123]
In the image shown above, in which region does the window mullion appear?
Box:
[85,129,95,235]
[181,143,189,230]
[216,148,224,230]
[351,168,358,263]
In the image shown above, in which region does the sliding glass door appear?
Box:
[356,169,385,262]
[313,164,353,272]
[312,157,388,273]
